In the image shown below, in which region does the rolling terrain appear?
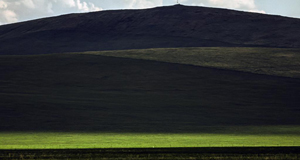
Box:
[0,5,300,153]
[0,5,300,55]
[0,48,299,132]
[86,47,300,78]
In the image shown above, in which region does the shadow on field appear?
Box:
[1,147,300,160]
[0,54,300,133]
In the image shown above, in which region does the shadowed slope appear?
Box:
[85,47,300,78]
[1,5,300,55]
[0,53,299,132]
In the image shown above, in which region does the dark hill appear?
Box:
[0,53,299,132]
[1,5,300,55]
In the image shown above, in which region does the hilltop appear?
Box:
[0,5,300,55]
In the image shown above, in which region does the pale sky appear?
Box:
[1,0,300,25]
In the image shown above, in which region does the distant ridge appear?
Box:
[1,4,300,55]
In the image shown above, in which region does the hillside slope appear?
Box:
[1,5,300,55]
[86,47,300,78]
[0,53,299,132]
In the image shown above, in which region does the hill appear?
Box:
[1,5,300,55]
[0,48,299,132]
[85,47,300,78]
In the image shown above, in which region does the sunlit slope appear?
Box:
[84,47,300,78]
[0,50,299,132]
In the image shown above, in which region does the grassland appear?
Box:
[0,47,299,159]
[1,147,299,159]
[85,47,300,78]
[1,147,299,160]
[0,126,300,149]
[1,47,299,132]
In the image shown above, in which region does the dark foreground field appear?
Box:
[1,48,300,132]
[0,48,299,158]
[1,147,299,160]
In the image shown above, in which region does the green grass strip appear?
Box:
[1,132,299,149]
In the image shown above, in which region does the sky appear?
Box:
[1,0,300,25]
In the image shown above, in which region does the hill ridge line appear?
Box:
[1,5,300,55]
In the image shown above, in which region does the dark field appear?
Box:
[1,147,299,160]
[0,48,299,158]
[0,48,300,132]
[1,4,300,158]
